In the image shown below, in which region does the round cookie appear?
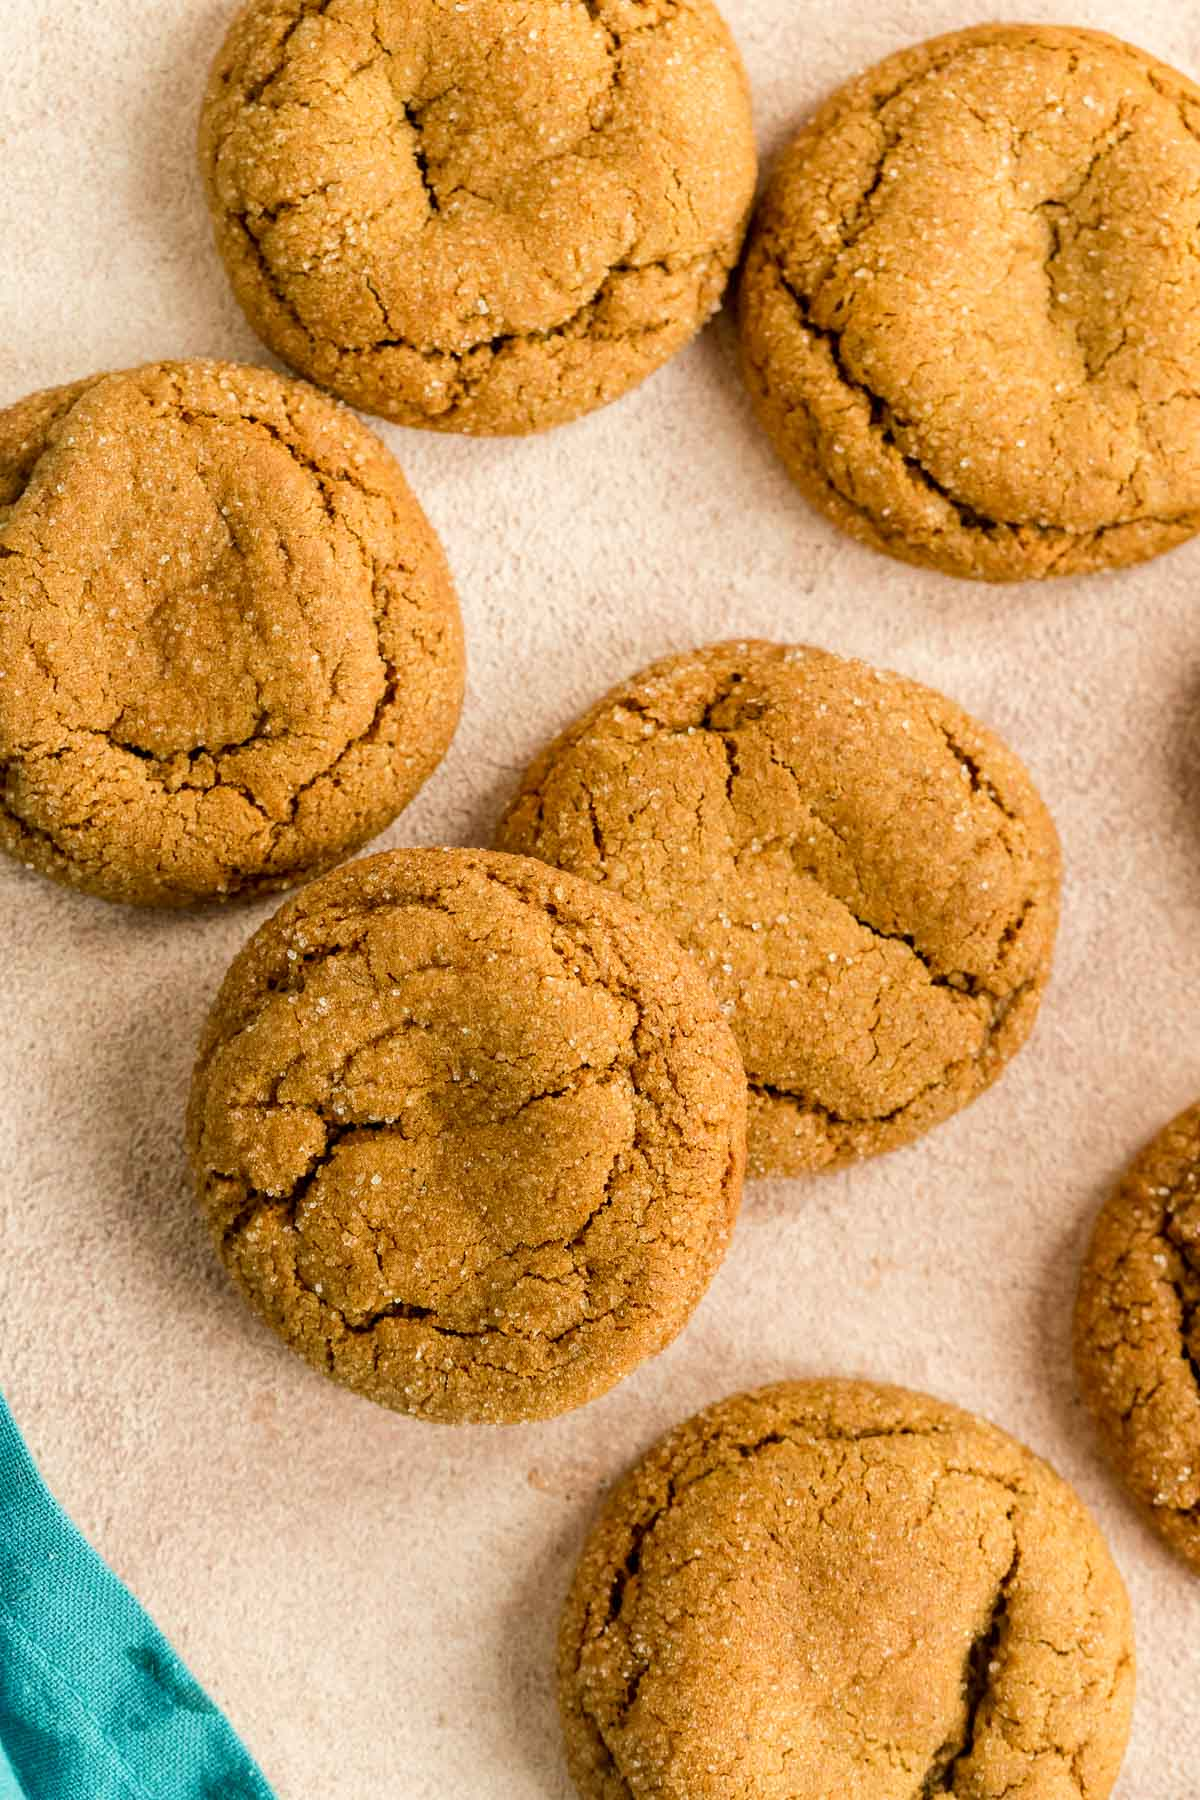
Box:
[738,24,1200,581]
[187,848,747,1424]
[200,0,757,436]
[0,360,463,906]
[496,640,1060,1177]
[1075,1101,1200,1572]
[559,1379,1135,1800]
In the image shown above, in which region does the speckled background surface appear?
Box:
[1,2,1198,1794]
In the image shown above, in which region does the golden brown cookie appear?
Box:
[1075,1101,1200,1573]
[738,25,1200,581]
[496,640,1060,1177]
[559,1379,1135,1800]
[0,360,463,907]
[200,0,757,436]
[187,848,747,1424]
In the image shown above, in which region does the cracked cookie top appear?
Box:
[1075,1101,1200,1573]
[188,848,747,1424]
[559,1379,1134,1800]
[200,0,757,435]
[0,360,463,906]
[496,640,1060,1177]
[738,24,1200,581]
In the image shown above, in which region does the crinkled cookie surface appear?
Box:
[201,0,758,434]
[188,849,747,1424]
[739,24,1200,580]
[497,640,1060,1176]
[1076,1100,1200,1573]
[0,359,463,905]
[560,1379,1134,1799]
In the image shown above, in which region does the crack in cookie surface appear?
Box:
[188,849,747,1424]
[0,360,463,904]
[201,0,756,433]
[738,24,1200,580]
[497,640,1060,1176]
[1075,1099,1200,1572]
[558,1380,1134,1799]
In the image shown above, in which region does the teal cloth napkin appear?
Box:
[0,1392,275,1800]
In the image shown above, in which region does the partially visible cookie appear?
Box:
[497,640,1060,1177]
[201,0,757,436]
[1075,1102,1200,1573]
[187,849,747,1425]
[0,360,463,906]
[559,1379,1134,1799]
[739,24,1200,580]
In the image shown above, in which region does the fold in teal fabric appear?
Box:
[0,1392,275,1800]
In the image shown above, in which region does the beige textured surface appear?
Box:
[1,2,1199,1796]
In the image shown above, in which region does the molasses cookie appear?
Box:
[1075,1101,1200,1573]
[187,849,747,1424]
[0,360,463,906]
[497,640,1060,1177]
[560,1379,1135,1800]
[739,25,1200,581]
[200,0,757,435]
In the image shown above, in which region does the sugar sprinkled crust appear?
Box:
[1076,1101,1200,1573]
[739,24,1200,580]
[0,359,463,906]
[200,0,758,435]
[188,848,747,1424]
[559,1378,1135,1799]
[497,640,1061,1176]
